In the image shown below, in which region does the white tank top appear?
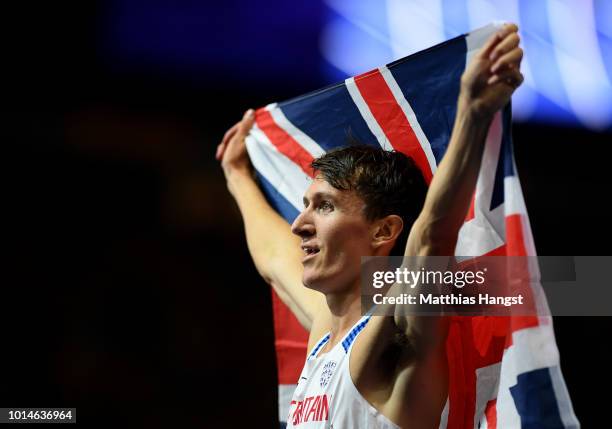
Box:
[286,315,400,428]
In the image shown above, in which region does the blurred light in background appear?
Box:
[321,0,612,130]
[99,0,611,130]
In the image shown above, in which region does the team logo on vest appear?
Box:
[289,394,330,425]
[320,361,337,388]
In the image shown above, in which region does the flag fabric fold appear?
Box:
[246,22,579,428]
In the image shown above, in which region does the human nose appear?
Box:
[291,209,314,238]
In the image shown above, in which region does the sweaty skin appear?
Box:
[217,23,524,428]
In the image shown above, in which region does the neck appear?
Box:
[324,281,363,343]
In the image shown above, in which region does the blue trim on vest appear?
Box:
[308,333,331,359]
[342,316,371,353]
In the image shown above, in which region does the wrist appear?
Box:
[222,159,252,179]
[224,166,254,195]
[456,94,494,125]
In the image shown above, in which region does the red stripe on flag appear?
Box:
[485,399,497,428]
[446,317,507,427]
[447,213,542,425]
[271,290,309,384]
[256,108,315,177]
[353,70,433,183]
[484,244,507,256]
[505,214,527,257]
[472,317,509,367]
[465,191,476,222]
[446,317,477,428]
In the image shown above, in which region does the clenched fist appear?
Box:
[459,23,524,119]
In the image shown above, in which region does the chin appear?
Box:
[302,275,322,291]
[303,269,352,295]
[302,270,330,293]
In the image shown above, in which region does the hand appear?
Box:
[459,23,524,119]
[216,109,256,176]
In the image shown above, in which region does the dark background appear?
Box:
[5,2,611,427]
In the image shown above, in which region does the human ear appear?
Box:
[372,215,404,249]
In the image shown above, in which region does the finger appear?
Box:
[489,32,520,62]
[217,122,240,161]
[221,122,241,147]
[478,31,504,61]
[491,47,523,74]
[236,108,255,138]
[502,22,518,34]
[478,23,518,60]
[487,67,523,85]
[488,69,524,88]
[215,143,224,161]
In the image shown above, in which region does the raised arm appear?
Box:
[216,110,325,331]
[397,24,524,343]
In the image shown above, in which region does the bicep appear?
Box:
[404,212,457,259]
[396,218,451,350]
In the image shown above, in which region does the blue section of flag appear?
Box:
[501,105,516,177]
[279,83,380,151]
[386,36,466,164]
[490,105,515,211]
[256,172,300,224]
[510,367,565,428]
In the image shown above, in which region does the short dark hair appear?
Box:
[311,145,428,256]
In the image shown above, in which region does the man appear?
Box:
[216,24,523,428]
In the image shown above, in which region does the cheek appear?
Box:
[324,222,371,259]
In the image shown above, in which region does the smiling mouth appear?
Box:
[301,245,320,260]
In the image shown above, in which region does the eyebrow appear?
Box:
[303,192,336,207]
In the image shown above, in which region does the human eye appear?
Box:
[318,200,334,212]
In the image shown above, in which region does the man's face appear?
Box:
[291,176,374,294]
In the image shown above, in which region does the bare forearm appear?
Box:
[225,169,322,329]
[217,110,324,330]
[399,105,493,348]
[419,101,492,251]
[226,169,301,282]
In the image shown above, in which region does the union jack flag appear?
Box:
[245,23,579,428]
